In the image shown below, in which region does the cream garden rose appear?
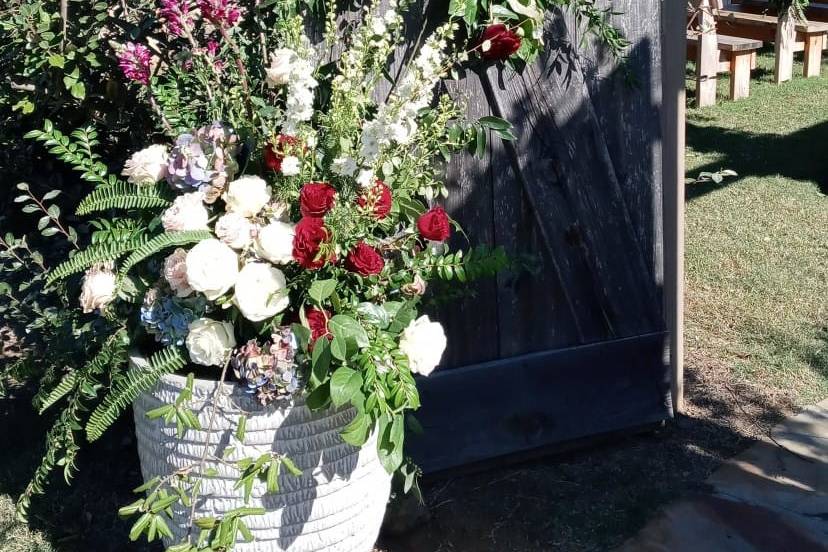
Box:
[161,191,209,232]
[222,176,271,218]
[79,264,117,313]
[185,239,239,300]
[398,315,446,376]
[215,212,255,250]
[186,318,236,366]
[121,144,168,185]
[233,263,290,322]
[255,221,295,265]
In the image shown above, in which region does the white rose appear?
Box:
[186,239,239,300]
[280,155,301,176]
[161,192,209,232]
[265,48,296,87]
[121,144,168,185]
[233,263,290,322]
[215,212,254,250]
[399,315,446,377]
[186,318,236,366]
[163,248,192,297]
[222,176,271,218]
[255,221,295,265]
[79,264,117,313]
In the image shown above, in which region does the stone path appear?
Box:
[618,399,828,551]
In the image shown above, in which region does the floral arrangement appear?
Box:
[7,0,627,548]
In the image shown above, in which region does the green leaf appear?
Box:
[330,334,347,361]
[281,456,302,477]
[357,302,390,328]
[308,279,337,304]
[265,460,280,493]
[305,382,330,410]
[330,367,362,407]
[47,54,65,68]
[310,338,331,385]
[328,315,369,348]
[129,512,152,541]
[448,0,465,16]
[340,412,370,446]
[478,116,512,131]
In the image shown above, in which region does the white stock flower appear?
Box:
[186,318,236,366]
[255,221,295,265]
[280,155,301,176]
[399,315,447,377]
[121,144,168,185]
[233,263,290,322]
[79,264,116,313]
[283,55,318,133]
[186,239,239,300]
[356,168,375,188]
[222,176,271,218]
[265,48,296,87]
[215,212,254,250]
[370,16,387,36]
[331,156,358,177]
[161,192,209,232]
[163,248,193,297]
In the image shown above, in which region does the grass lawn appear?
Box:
[0,49,825,552]
[685,47,828,406]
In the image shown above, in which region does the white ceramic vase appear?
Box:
[132,360,391,551]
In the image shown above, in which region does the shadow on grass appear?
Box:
[686,119,828,200]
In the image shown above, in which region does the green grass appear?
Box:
[685,48,828,404]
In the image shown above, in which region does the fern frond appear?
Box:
[86,346,187,442]
[37,373,77,414]
[46,237,150,285]
[77,182,172,216]
[118,230,212,279]
[16,330,128,521]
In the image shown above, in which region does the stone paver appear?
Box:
[618,400,828,552]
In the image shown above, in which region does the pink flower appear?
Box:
[159,0,194,37]
[118,42,152,85]
[198,0,242,28]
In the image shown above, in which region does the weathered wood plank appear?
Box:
[775,6,796,83]
[730,50,752,99]
[408,331,672,473]
[479,12,663,339]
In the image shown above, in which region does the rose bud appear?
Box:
[417,206,451,242]
[299,182,337,218]
[357,180,392,219]
[344,241,384,276]
[478,24,522,61]
[306,307,332,341]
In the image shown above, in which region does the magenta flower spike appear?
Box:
[197,0,242,28]
[159,0,194,37]
[118,42,152,85]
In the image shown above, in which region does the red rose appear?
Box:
[300,182,337,218]
[417,206,451,242]
[345,242,385,276]
[292,217,333,269]
[478,24,522,61]
[357,180,393,219]
[264,135,300,173]
[306,308,332,341]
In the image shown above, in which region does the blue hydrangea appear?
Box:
[141,292,207,346]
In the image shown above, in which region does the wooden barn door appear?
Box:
[408,1,672,472]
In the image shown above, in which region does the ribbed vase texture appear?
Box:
[132,367,391,551]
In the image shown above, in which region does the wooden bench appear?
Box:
[687,32,763,104]
[715,6,828,80]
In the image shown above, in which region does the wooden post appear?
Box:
[730,51,753,100]
[664,0,686,414]
[803,34,823,77]
[696,0,719,107]
[775,6,796,83]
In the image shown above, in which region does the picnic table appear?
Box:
[687,32,763,104]
[715,5,828,80]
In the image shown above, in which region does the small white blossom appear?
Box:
[161,192,209,232]
[331,156,358,177]
[186,318,236,366]
[280,155,301,176]
[215,212,255,250]
[399,315,447,376]
[222,176,271,218]
[356,169,375,188]
[79,263,116,313]
[265,48,295,87]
